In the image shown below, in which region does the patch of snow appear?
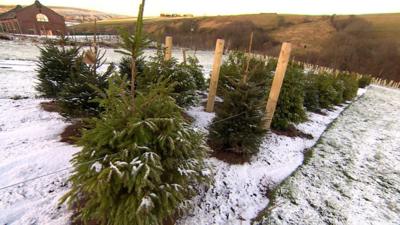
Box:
[0,55,79,225]
[90,162,102,173]
[258,86,400,225]
[177,90,368,225]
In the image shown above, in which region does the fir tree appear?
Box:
[35,39,81,98]
[358,75,372,88]
[185,56,207,91]
[138,49,201,107]
[58,50,115,117]
[61,1,211,224]
[338,73,359,101]
[304,73,341,110]
[61,76,210,225]
[208,52,267,155]
[270,63,307,130]
[208,79,265,154]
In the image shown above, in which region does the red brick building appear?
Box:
[0,0,66,35]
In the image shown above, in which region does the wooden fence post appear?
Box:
[206,39,225,113]
[243,32,254,83]
[262,42,292,130]
[182,48,187,64]
[164,36,173,61]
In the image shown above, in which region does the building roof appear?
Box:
[0,1,46,21]
[0,5,23,20]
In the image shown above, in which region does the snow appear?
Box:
[0,49,79,225]
[179,91,367,225]
[90,162,102,173]
[257,85,400,225]
[0,39,391,225]
[0,40,215,225]
[0,39,215,76]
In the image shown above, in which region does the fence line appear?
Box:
[0,110,248,191]
[244,52,400,90]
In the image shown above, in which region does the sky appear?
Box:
[2,0,400,16]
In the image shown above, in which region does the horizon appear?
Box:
[1,0,400,17]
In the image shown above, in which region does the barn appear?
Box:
[0,0,66,35]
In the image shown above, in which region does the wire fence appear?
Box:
[0,110,246,191]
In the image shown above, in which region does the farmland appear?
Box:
[71,13,400,51]
[0,35,399,224]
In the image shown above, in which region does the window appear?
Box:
[36,13,49,22]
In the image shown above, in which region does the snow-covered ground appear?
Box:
[179,91,369,225]
[1,39,393,225]
[0,54,79,224]
[257,85,400,225]
[0,40,214,225]
[0,40,214,76]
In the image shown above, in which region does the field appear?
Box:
[71,13,400,52]
[1,38,399,225]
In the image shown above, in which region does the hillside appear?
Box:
[71,12,400,81]
[0,5,126,23]
[71,13,400,50]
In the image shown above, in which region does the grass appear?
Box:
[71,13,400,50]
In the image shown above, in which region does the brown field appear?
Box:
[70,13,400,52]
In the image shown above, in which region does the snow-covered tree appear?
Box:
[61,76,211,225]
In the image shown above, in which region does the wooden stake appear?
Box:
[93,19,98,75]
[243,32,254,83]
[164,36,173,61]
[262,42,292,130]
[182,48,187,64]
[206,39,225,113]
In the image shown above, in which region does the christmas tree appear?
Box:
[208,52,267,155]
[270,63,307,130]
[58,50,115,117]
[61,76,210,225]
[61,1,211,224]
[35,37,81,98]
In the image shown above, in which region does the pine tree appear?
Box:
[208,52,267,155]
[184,56,207,91]
[61,1,211,224]
[58,51,115,117]
[137,49,201,107]
[358,75,372,88]
[304,73,340,110]
[270,63,307,130]
[61,76,210,225]
[209,79,265,154]
[35,39,81,98]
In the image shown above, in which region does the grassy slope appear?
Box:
[71,13,400,53]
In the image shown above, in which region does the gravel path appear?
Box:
[258,85,400,225]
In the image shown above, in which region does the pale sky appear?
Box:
[2,0,400,16]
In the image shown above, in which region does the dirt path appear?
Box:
[258,85,400,225]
